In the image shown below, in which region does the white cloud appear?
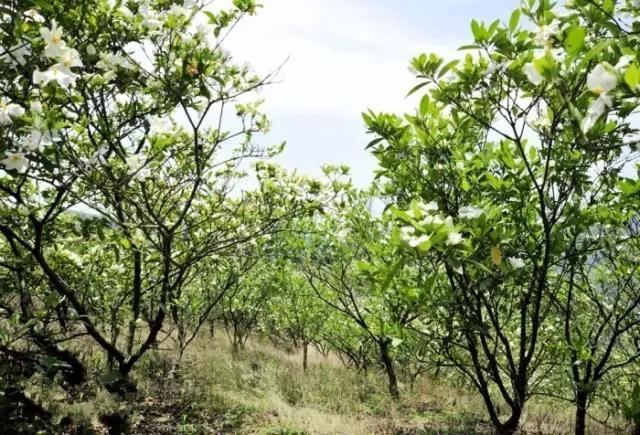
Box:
[208,0,475,186]
[223,0,459,115]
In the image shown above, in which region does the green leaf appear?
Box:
[406,81,429,97]
[624,64,640,89]
[603,0,615,14]
[365,137,384,150]
[458,44,480,51]
[460,178,470,191]
[471,20,482,41]
[45,293,61,308]
[419,94,430,116]
[579,40,612,68]
[565,26,586,55]
[379,257,405,294]
[438,60,460,78]
[619,179,640,195]
[532,53,556,77]
[509,9,521,32]
[32,0,54,12]
[487,19,500,37]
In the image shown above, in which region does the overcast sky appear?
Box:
[224,0,520,186]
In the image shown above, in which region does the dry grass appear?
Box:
[133,332,626,434]
[16,330,630,434]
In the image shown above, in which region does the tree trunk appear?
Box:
[302,341,309,372]
[378,340,400,399]
[496,411,521,435]
[494,407,522,435]
[209,319,215,338]
[574,390,588,435]
[126,250,142,357]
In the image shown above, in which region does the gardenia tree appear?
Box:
[288,184,431,399]
[365,0,640,433]
[0,0,327,399]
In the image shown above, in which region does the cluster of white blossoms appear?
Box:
[534,19,561,48]
[33,21,83,89]
[1,20,83,174]
[399,201,468,249]
[523,49,634,134]
[580,61,629,133]
[0,97,28,172]
[517,9,638,135]
[458,205,483,219]
[96,52,133,72]
[0,97,25,126]
[148,116,175,136]
[508,256,526,269]
[522,18,563,86]
[398,202,526,269]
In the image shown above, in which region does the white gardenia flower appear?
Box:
[458,206,483,219]
[589,94,613,117]
[523,63,544,86]
[508,257,526,269]
[22,129,50,151]
[24,9,45,22]
[0,98,25,125]
[196,23,216,48]
[167,4,189,18]
[421,215,434,225]
[484,61,504,76]
[530,114,551,130]
[126,154,143,171]
[114,94,130,106]
[400,226,416,241]
[58,47,83,70]
[149,116,173,135]
[34,47,82,90]
[408,234,430,248]
[535,20,561,47]
[431,215,444,225]
[419,201,439,213]
[40,21,67,58]
[446,231,464,246]
[33,63,78,89]
[587,64,618,95]
[1,152,28,173]
[581,94,613,133]
[96,52,133,71]
[30,101,43,113]
[139,5,163,30]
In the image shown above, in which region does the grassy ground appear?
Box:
[14,332,628,434]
